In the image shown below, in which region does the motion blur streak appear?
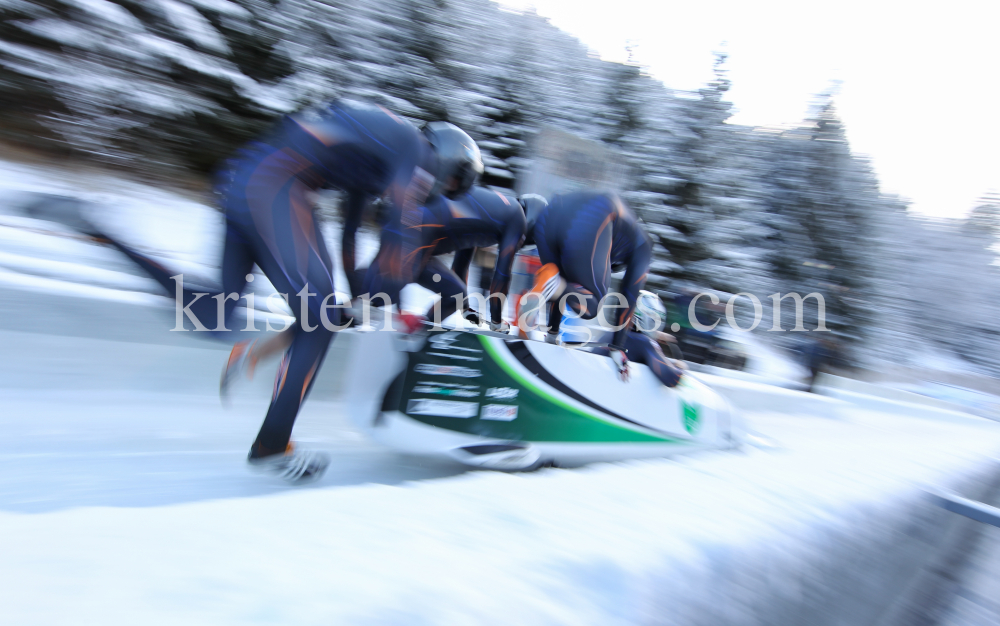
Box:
[1,1,1000,625]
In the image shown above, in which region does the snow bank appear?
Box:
[692,371,846,419]
[817,374,999,423]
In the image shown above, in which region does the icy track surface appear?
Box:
[2,379,1000,624]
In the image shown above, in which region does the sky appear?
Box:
[496,0,999,219]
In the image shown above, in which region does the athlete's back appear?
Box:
[535,191,645,265]
[218,100,434,209]
[424,186,525,255]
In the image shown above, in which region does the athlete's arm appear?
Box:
[340,190,370,299]
[362,197,437,306]
[624,331,683,387]
[451,248,474,285]
[368,151,437,304]
[488,212,526,325]
[611,230,653,350]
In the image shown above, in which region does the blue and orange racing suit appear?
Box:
[530,191,652,350]
[364,185,526,325]
[528,191,680,386]
[99,100,435,457]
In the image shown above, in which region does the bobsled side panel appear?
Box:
[386,331,679,443]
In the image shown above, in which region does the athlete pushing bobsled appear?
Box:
[523,191,684,387]
[77,100,467,482]
[361,122,525,332]
[366,183,685,389]
[360,193,730,471]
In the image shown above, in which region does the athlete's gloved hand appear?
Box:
[398,312,427,334]
[489,320,510,334]
[338,298,363,329]
[610,348,630,382]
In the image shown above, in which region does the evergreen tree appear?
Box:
[2,0,998,371]
[629,53,765,295]
[768,99,876,344]
[599,62,644,147]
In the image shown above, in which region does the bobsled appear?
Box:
[338,325,742,470]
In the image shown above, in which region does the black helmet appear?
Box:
[518,194,548,245]
[422,122,483,199]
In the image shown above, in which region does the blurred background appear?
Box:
[2,2,1000,624]
[1,0,998,382]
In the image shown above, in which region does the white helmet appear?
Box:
[633,290,666,333]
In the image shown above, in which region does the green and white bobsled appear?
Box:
[341,327,742,470]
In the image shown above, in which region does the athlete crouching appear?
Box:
[522,191,683,385]
[362,123,526,333]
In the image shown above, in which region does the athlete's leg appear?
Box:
[418,257,467,324]
[360,210,403,306]
[555,218,612,327]
[362,205,436,308]
[249,323,333,455]
[243,179,340,457]
[527,211,567,336]
[248,327,296,364]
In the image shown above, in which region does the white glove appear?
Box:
[610,348,630,382]
[489,320,511,334]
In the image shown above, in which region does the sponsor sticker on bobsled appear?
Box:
[413,384,479,397]
[407,399,479,418]
[485,387,519,400]
[481,404,519,421]
[414,364,481,378]
[429,332,483,354]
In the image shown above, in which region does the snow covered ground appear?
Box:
[894,381,1000,420]
[2,334,999,624]
[935,510,1000,626]
[2,287,999,625]
[3,158,1000,624]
